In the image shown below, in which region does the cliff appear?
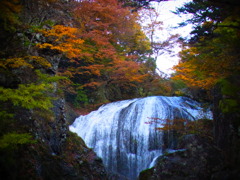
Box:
[0,0,108,179]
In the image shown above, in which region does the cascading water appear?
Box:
[70,96,211,179]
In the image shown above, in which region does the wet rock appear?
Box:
[139,134,224,180]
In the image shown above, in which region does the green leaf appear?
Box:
[0,133,36,149]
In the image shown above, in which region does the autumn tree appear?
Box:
[73,0,151,58]
[54,0,161,103]
[34,0,172,106]
[37,25,84,60]
[139,5,180,81]
[172,0,240,90]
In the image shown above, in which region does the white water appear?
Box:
[70,96,211,179]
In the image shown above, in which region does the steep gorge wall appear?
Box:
[1,98,108,179]
[0,1,108,179]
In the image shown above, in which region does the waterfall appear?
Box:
[69,96,211,179]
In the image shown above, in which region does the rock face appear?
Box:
[139,134,224,180]
[0,97,108,180]
[0,1,108,179]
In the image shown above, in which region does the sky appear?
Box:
[145,0,193,75]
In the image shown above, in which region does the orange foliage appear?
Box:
[35,0,157,97]
[77,65,105,76]
[82,81,103,89]
[172,19,240,90]
[172,60,219,89]
[109,59,148,86]
[73,0,148,56]
[37,25,84,59]
[172,45,228,89]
